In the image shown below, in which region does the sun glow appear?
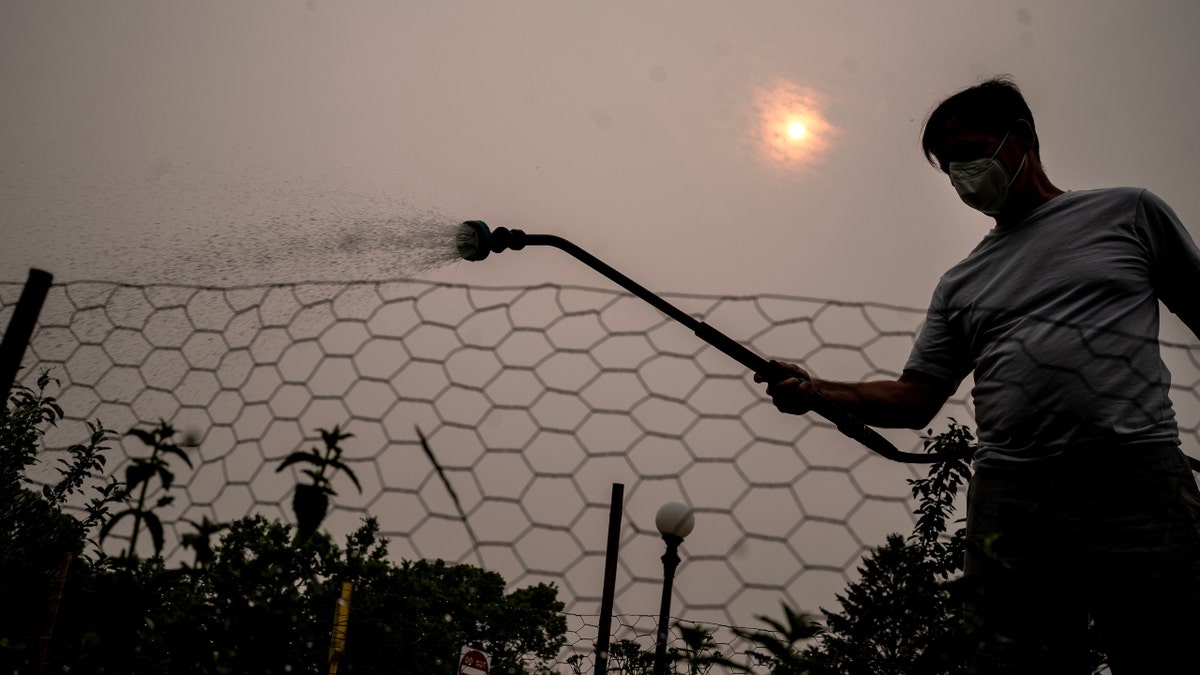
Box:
[754,79,837,171]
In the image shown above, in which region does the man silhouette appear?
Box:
[758,77,1200,673]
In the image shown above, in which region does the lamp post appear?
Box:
[653,502,695,675]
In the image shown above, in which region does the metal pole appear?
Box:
[0,268,53,404]
[593,483,624,675]
[653,535,682,675]
[328,580,352,674]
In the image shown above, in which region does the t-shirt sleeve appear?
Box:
[1137,189,1200,315]
[903,282,971,388]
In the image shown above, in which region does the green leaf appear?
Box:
[326,459,362,492]
[125,462,157,489]
[156,466,175,491]
[143,511,165,555]
[127,428,158,448]
[276,452,319,472]
[320,425,354,447]
[154,418,176,439]
[162,443,194,468]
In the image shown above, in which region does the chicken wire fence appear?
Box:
[3,277,1198,648]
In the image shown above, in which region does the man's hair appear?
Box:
[920,75,1039,171]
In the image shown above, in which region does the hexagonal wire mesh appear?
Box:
[3,278,1198,669]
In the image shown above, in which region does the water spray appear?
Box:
[457,220,966,464]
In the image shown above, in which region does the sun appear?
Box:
[753,79,837,170]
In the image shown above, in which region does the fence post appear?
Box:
[328,580,353,674]
[593,483,624,675]
[0,268,53,404]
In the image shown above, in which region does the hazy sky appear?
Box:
[3,0,1199,315]
[5,0,1200,636]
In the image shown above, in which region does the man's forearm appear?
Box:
[811,377,945,429]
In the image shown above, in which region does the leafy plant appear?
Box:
[679,605,827,675]
[1,371,65,493]
[4,387,566,673]
[564,628,727,675]
[798,422,975,674]
[909,420,973,576]
[179,515,229,568]
[99,419,194,557]
[276,425,361,539]
[0,372,118,672]
[344,555,566,675]
[604,638,656,674]
[43,514,566,675]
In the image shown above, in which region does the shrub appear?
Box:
[1,374,566,674]
[0,372,117,671]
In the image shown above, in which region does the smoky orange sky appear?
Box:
[2,0,1199,641]
[2,1,1197,324]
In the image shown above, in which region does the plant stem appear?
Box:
[128,474,151,557]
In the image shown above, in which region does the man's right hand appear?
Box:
[755,360,955,429]
[754,360,816,416]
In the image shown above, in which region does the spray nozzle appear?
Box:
[457,220,526,261]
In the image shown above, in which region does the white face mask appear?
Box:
[947,130,1026,216]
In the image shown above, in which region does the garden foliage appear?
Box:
[0,373,565,674]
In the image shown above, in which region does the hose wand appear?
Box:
[457,220,966,464]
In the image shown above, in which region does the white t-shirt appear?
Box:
[905,187,1200,466]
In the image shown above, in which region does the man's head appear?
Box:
[920,76,1039,172]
